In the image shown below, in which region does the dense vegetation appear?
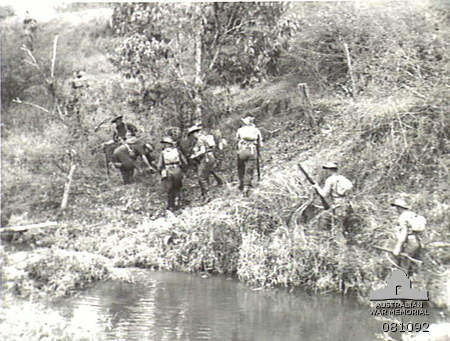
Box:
[1,4,449,338]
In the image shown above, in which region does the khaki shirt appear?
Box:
[158,146,186,170]
[394,210,424,255]
[236,125,263,148]
[113,122,138,142]
[395,210,425,238]
[192,134,213,159]
[320,174,352,200]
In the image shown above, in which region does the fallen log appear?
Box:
[429,242,450,248]
[1,221,58,233]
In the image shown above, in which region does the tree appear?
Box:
[109,2,298,127]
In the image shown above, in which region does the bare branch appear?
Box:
[21,46,38,66]
[51,35,59,78]
[23,59,40,70]
[208,45,222,71]
[13,98,50,113]
[401,84,426,99]
[56,104,68,125]
[1,221,58,233]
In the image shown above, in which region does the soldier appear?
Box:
[111,143,137,185]
[111,136,155,184]
[127,136,157,172]
[111,115,138,143]
[70,70,88,90]
[23,11,37,51]
[66,70,88,117]
[313,162,353,233]
[195,124,225,186]
[391,198,426,275]
[236,116,263,195]
[187,125,222,203]
[157,137,187,211]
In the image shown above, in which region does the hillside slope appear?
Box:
[1,4,449,310]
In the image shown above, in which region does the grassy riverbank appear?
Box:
[1,1,449,328]
[3,91,449,309]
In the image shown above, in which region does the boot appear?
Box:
[201,195,211,204]
[212,171,223,187]
[243,185,251,197]
[199,180,210,203]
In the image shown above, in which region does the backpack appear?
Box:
[204,134,217,149]
[162,147,180,164]
[409,213,427,233]
[238,126,260,142]
[335,175,353,196]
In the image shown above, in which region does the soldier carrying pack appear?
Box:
[236,116,263,195]
[158,137,187,211]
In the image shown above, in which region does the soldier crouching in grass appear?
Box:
[313,162,354,236]
[112,143,138,185]
[111,136,155,185]
[158,137,188,211]
[391,198,426,276]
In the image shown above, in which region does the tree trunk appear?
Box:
[193,15,205,124]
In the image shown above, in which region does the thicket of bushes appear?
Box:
[286,1,449,95]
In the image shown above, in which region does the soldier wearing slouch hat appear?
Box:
[236,116,263,196]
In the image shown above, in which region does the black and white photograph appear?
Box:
[1,1,449,340]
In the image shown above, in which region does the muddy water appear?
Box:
[59,270,383,340]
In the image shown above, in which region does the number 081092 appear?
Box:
[382,322,429,333]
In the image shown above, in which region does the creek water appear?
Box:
[59,270,382,341]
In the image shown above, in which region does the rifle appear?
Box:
[94,117,110,132]
[256,141,261,181]
[372,245,422,264]
[297,163,330,210]
[98,142,116,178]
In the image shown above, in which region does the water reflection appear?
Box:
[64,271,380,341]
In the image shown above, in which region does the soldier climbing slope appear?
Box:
[391,198,426,276]
[102,115,139,168]
[111,115,138,143]
[127,136,157,173]
[236,116,263,196]
[157,137,188,211]
[312,162,353,234]
[111,143,138,185]
[110,136,155,184]
[23,11,37,51]
[187,125,223,203]
[192,123,225,187]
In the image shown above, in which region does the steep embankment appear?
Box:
[2,4,449,313]
[3,85,449,311]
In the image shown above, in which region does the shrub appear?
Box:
[11,249,111,298]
